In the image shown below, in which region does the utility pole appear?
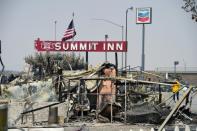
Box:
[121,26,124,71]
[125,9,128,69]
[91,18,124,69]
[125,7,133,70]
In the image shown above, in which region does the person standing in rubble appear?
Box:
[172,79,180,102]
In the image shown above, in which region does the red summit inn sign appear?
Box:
[35,39,127,52]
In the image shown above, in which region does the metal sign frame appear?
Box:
[35,39,127,52]
[136,7,152,24]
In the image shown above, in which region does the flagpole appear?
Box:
[54,20,57,41]
[70,12,75,60]
[71,12,75,64]
[72,12,75,42]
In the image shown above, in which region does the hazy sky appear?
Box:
[0,0,197,71]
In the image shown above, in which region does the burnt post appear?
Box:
[85,52,88,70]
[57,68,63,102]
[115,52,118,76]
[48,107,58,124]
[159,84,162,103]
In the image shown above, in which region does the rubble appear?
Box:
[0,62,197,130]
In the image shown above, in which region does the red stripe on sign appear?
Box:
[138,17,149,22]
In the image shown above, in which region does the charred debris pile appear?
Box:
[0,53,197,127]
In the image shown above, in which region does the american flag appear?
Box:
[62,19,76,41]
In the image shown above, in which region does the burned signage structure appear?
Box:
[1,36,196,129]
[35,38,127,52]
[17,38,197,125]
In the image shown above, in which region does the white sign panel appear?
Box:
[136,7,152,24]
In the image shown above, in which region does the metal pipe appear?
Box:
[79,77,174,86]
[124,80,127,123]
[66,79,71,122]
[121,26,124,72]
[105,34,108,62]
[81,80,84,119]
[111,80,113,123]
[141,24,145,72]
[56,92,116,96]
[21,102,59,114]
[159,84,162,103]
[115,52,118,74]
[92,18,123,28]
[96,79,99,121]
[125,7,133,71]
[125,9,128,69]
[58,76,61,102]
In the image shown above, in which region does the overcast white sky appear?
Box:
[0,0,197,71]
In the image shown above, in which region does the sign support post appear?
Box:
[141,24,145,71]
[136,7,152,72]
